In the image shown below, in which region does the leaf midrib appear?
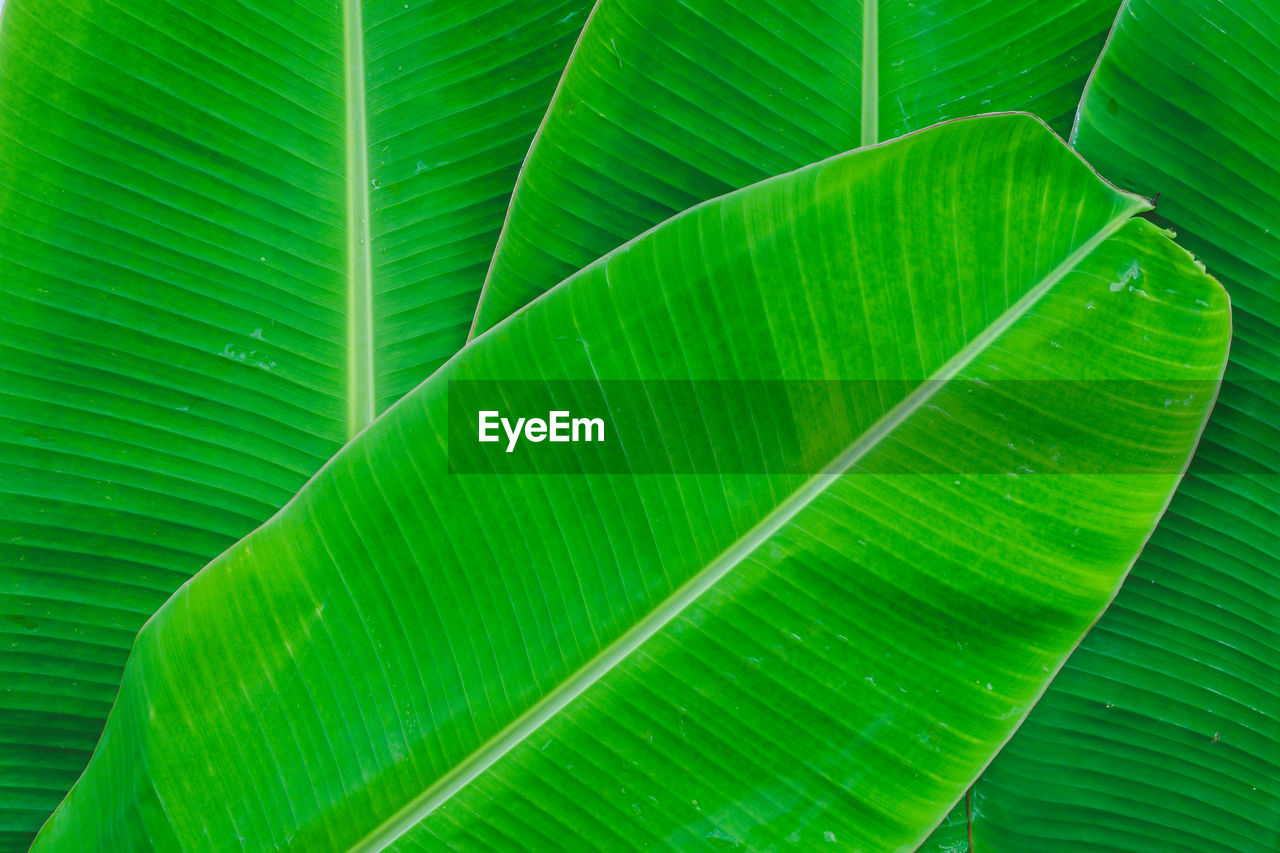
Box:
[344,0,374,437]
[861,0,879,146]
[346,203,1145,852]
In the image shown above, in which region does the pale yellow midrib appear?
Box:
[345,205,1142,851]
[344,0,374,437]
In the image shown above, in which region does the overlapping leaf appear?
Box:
[949,1,1280,850]
[471,0,1123,335]
[0,0,590,846]
[31,116,1229,852]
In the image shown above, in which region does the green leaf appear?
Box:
[31,115,1228,852]
[469,0,1124,336]
[950,1,1280,850]
[916,794,972,853]
[0,0,589,846]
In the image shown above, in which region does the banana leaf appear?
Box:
[944,1,1280,849]
[0,0,590,846]
[470,0,1123,336]
[30,115,1230,852]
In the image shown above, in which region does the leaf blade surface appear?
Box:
[30,115,1231,852]
[470,0,1124,335]
[0,0,590,845]
[952,2,1280,849]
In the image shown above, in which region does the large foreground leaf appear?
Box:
[0,0,589,846]
[470,0,1123,335]
[31,116,1228,851]
[952,1,1280,850]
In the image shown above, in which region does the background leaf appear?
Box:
[470,0,1123,336]
[943,1,1280,850]
[31,116,1229,852]
[0,0,589,846]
